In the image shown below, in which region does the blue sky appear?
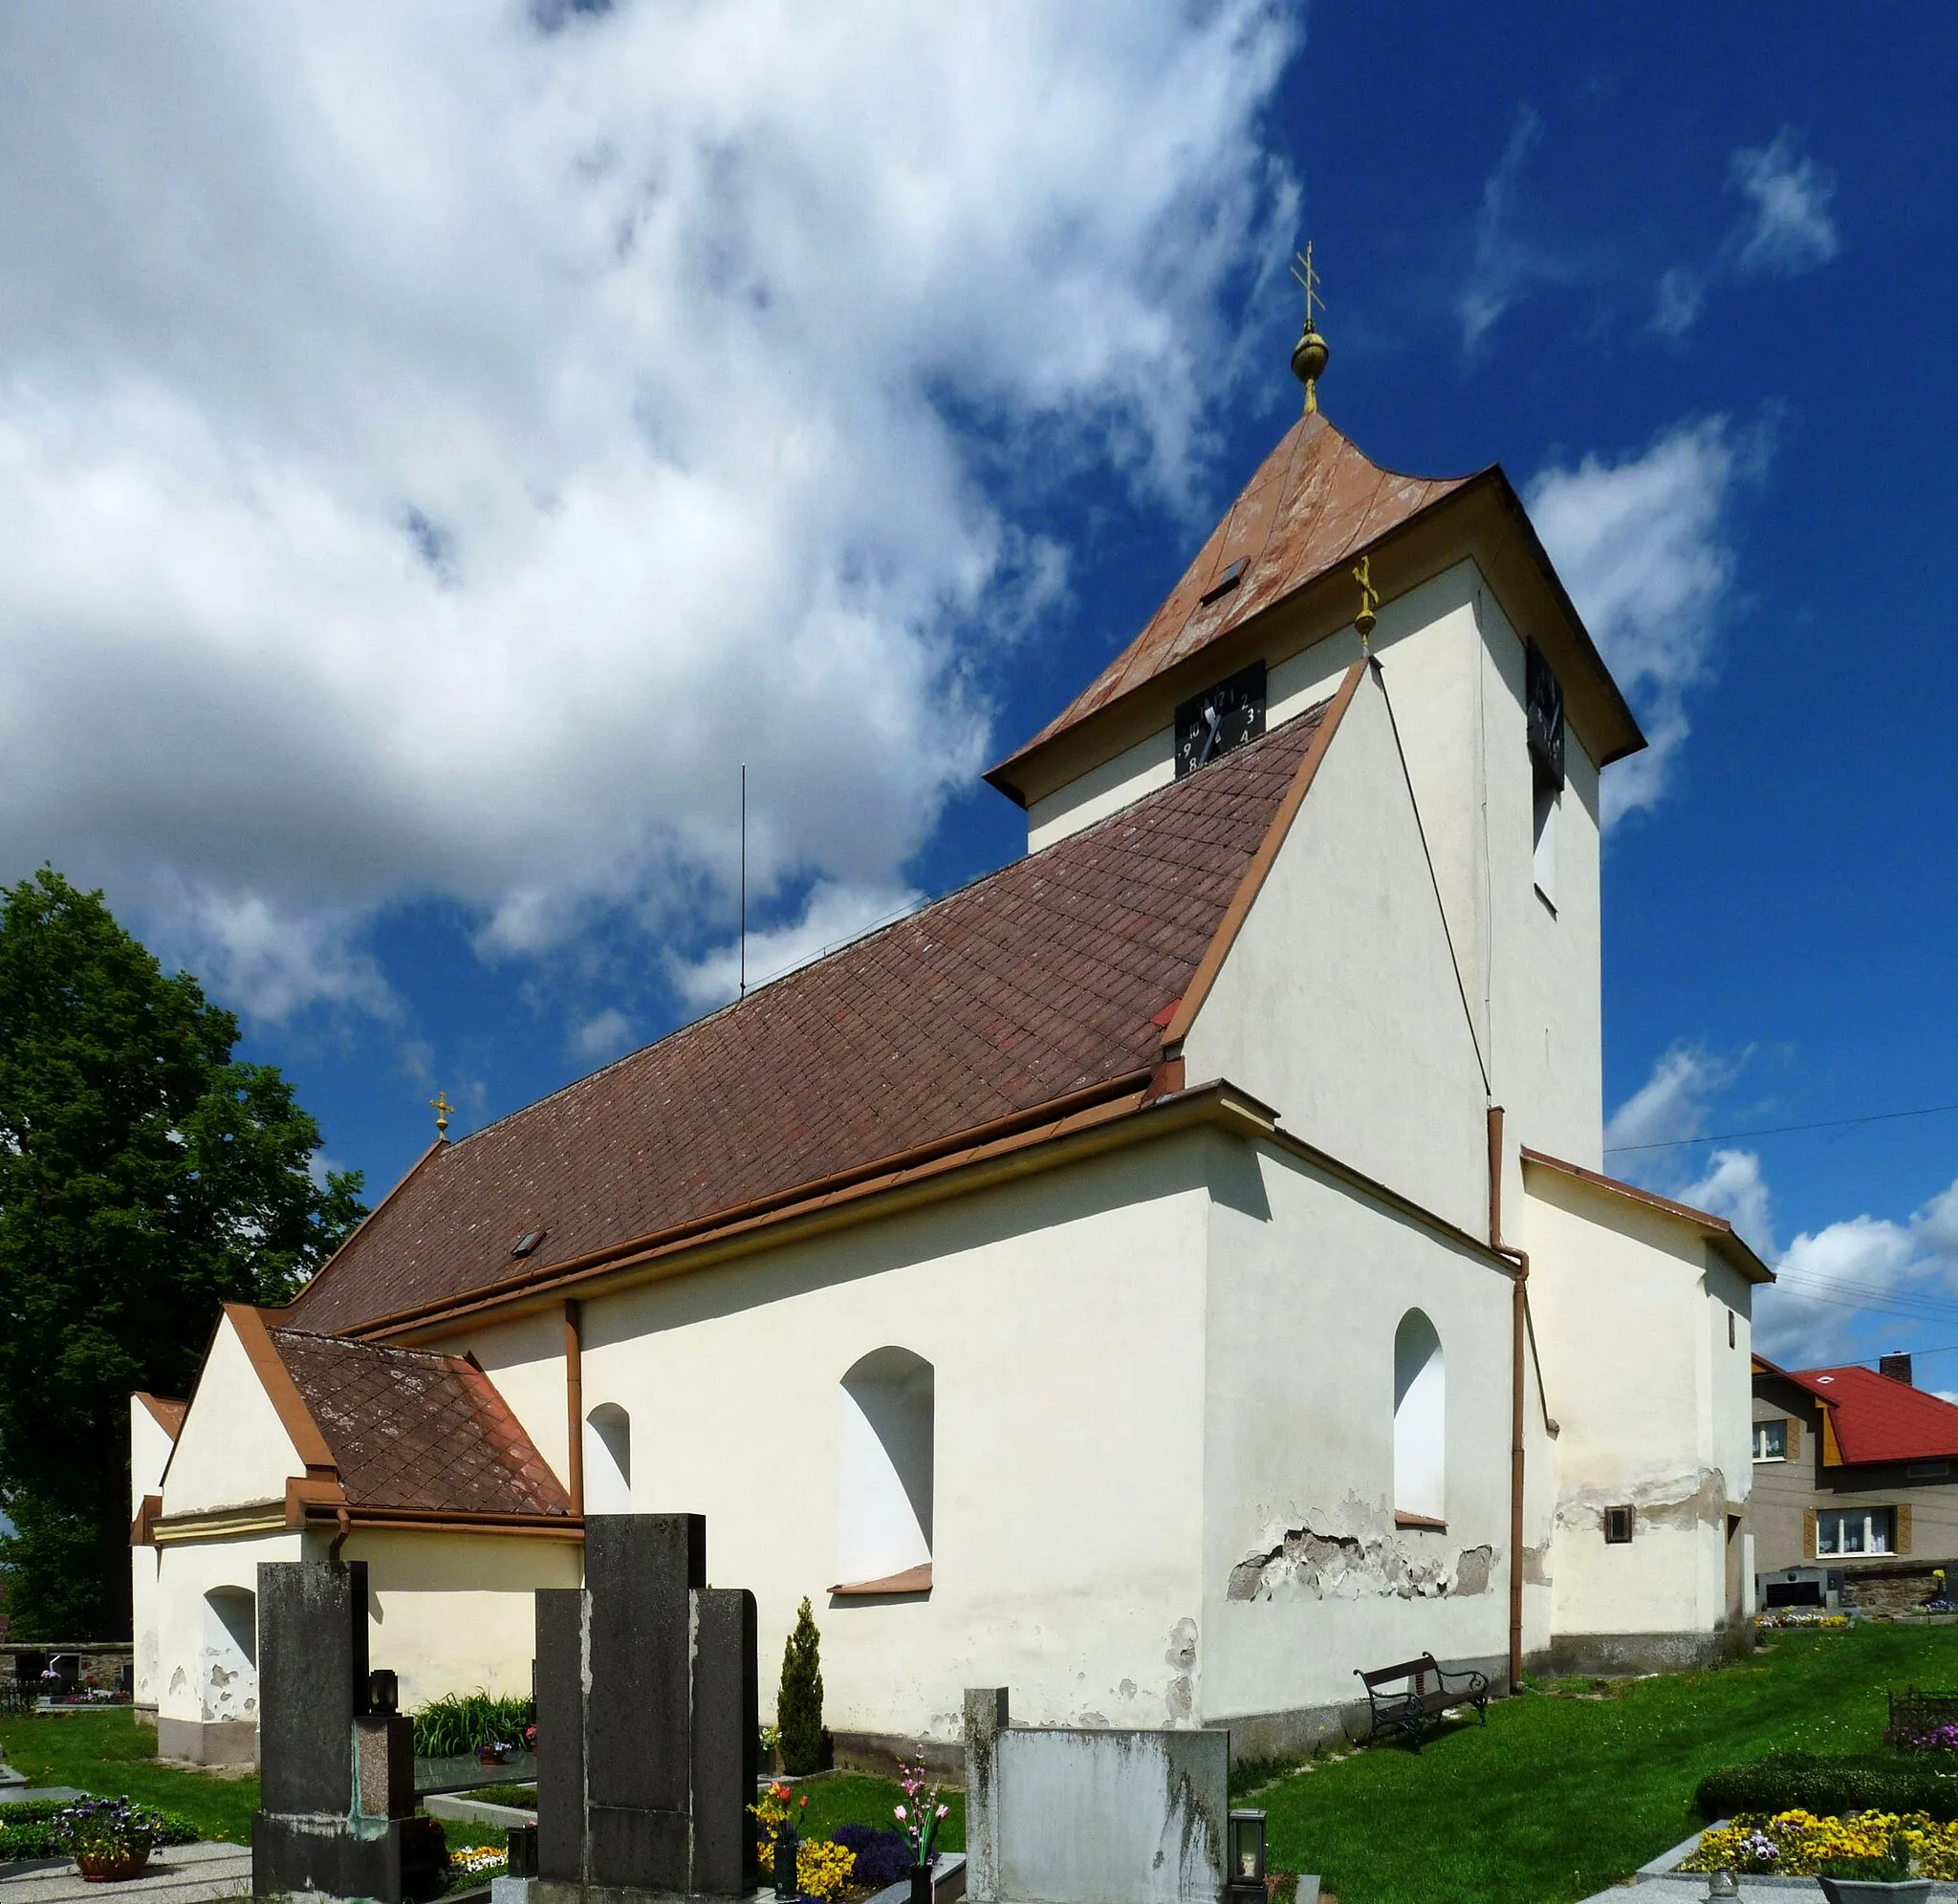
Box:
[2,4,1953,1375]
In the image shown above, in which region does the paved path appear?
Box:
[0,1843,250,1904]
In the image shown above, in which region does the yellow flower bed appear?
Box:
[753,1835,858,1901]
[1685,1809,1958,1876]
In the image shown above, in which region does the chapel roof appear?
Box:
[1758,1358,1958,1466]
[284,694,1340,1336]
[986,410,1468,797]
[267,1326,571,1517]
[134,1393,188,1440]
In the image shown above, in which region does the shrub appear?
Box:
[777,1598,824,1777]
[0,1798,198,1861]
[832,1825,911,1888]
[1695,1752,1958,1823]
[410,1691,536,1758]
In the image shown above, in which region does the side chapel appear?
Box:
[131,312,1769,1768]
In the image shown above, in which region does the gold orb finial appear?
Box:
[431,1090,452,1140]
[1289,243,1328,414]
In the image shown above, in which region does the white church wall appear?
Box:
[130,1398,177,1711]
[1520,1166,1739,1653]
[1198,1136,1518,1734]
[154,1527,300,1747]
[1179,662,1490,1242]
[535,1129,1218,1746]
[162,1312,306,1515]
[460,1305,573,1495]
[1027,726,1175,851]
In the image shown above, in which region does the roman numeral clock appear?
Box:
[1174,660,1267,777]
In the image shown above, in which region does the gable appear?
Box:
[162,1309,309,1515]
[1177,661,1490,1240]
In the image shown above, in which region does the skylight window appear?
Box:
[1199,558,1245,605]
[511,1228,547,1259]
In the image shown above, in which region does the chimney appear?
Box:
[1881,1352,1914,1387]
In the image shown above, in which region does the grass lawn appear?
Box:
[1254,1624,1958,1904]
[0,1711,258,1844]
[787,1772,966,1853]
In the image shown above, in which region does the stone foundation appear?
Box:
[1538,1627,1745,1677]
[157,1716,258,1765]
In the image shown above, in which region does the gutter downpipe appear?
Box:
[1490,1105,1527,1693]
[564,1300,584,1519]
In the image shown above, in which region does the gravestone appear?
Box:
[533,1514,758,1904]
[252,1561,436,1903]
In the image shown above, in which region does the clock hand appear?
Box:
[1194,702,1222,768]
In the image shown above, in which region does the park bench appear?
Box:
[1353,1653,1490,1750]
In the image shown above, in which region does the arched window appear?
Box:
[1393,1309,1446,1523]
[837,1348,934,1588]
[201,1586,257,1723]
[584,1402,631,1514]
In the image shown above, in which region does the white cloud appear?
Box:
[571,1006,634,1061]
[1652,129,1837,336]
[1602,1042,1736,1155]
[1683,1147,1776,1262]
[1730,133,1839,278]
[0,1,1299,1019]
[669,878,921,1010]
[1528,416,1760,824]
[1457,108,1551,352]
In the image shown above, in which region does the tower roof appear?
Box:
[987,408,1643,808]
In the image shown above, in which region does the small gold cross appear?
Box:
[431,1090,452,1139]
[1290,243,1325,333]
[1353,556,1380,650]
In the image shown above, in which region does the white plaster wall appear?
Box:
[1021,560,1607,1182]
[1180,664,1490,1242]
[459,1134,1215,1746]
[1520,1170,1730,1638]
[347,1529,581,1712]
[163,1315,305,1514]
[1199,1136,1520,1720]
[130,1399,176,1707]
[155,1530,301,1726]
[451,1307,572,1501]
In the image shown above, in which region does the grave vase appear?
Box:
[774,1827,798,1901]
[908,1862,932,1904]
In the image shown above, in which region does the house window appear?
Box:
[584,1402,631,1514]
[1909,1462,1951,1480]
[1392,1309,1446,1525]
[837,1347,934,1588]
[1753,1420,1788,1461]
[1817,1507,1893,1555]
[1604,1505,1634,1544]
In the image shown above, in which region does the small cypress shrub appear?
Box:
[777,1596,825,1775]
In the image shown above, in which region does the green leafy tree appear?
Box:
[0,868,366,1638]
[776,1596,825,1775]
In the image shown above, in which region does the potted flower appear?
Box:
[748,1779,811,1899]
[1815,1832,1932,1903]
[59,1798,164,1882]
[893,1760,951,1904]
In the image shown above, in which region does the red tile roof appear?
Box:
[135,1394,189,1441]
[286,696,1340,1334]
[989,411,1468,789]
[268,1329,570,1517]
[1781,1363,1958,1465]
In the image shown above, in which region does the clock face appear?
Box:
[1175,660,1267,778]
[1525,640,1565,792]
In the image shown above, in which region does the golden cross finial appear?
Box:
[431,1090,452,1140]
[1353,556,1380,651]
[1289,243,1329,414]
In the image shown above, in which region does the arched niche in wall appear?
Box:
[201,1585,257,1723]
[584,1401,632,1515]
[837,1347,934,1589]
[1393,1309,1446,1524]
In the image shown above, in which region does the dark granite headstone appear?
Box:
[253,1559,422,1904]
[534,1514,757,1904]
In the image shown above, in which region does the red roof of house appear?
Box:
[269,1329,571,1517]
[988,412,1467,790]
[1776,1362,1958,1464]
[285,694,1342,1335]
[134,1393,189,1440]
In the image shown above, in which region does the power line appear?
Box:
[1606,1099,1958,1156]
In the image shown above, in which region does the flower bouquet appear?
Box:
[59,1798,165,1883]
[894,1760,951,1904]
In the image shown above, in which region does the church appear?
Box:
[130,318,1769,1770]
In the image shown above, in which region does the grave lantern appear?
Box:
[1228,1809,1266,1904]
[368,1668,400,1716]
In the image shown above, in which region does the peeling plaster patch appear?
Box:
[1164,1618,1198,1724]
[1077,1711,1109,1727]
[1118,1678,1137,1700]
[1453,1546,1493,1596]
[168,1667,187,1698]
[1522,1544,1553,1586]
[1226,1520,1464,1602]
[1165,1677,1194,1721]
[1556,1467,1729,1537]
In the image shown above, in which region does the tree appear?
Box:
[0,867,366,1638]
[776,1596,825,1774]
